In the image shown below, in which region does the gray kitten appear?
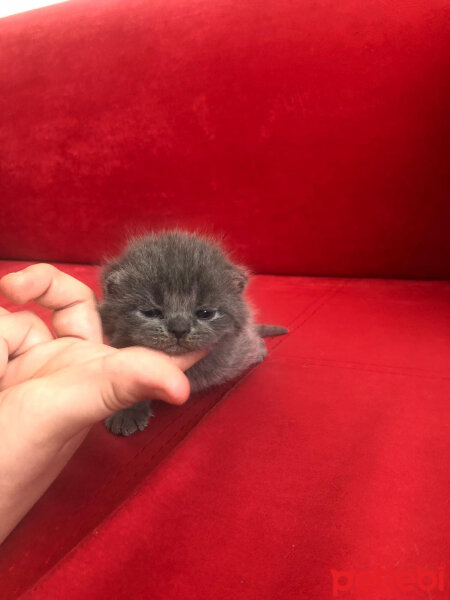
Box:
[99,231,287,436]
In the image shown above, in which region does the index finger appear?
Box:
[0,264,103,343]
[169,349,209,371]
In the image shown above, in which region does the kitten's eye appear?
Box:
[196,309,216,320]
[140,309,164,319]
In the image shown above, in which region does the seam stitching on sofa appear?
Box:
[287,356,450,379]
[19,280,347,599]
[281,357,450,381]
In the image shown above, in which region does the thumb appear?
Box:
[37,347,200,438]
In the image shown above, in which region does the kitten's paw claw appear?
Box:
[105,405,151,436]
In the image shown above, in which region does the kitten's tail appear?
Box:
[257,324,289,337]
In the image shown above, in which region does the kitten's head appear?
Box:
[99,231,251,354]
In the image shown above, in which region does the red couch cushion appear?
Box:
[0,260,448,599]
[1,0,449,278]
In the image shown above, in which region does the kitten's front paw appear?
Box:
[104,401,152,436]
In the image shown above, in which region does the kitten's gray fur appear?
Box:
[99,231,287,436]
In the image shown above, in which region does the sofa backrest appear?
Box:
[0,0,449,278]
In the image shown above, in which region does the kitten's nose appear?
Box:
[167,316,191,339]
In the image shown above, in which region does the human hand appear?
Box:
[0,264,206,544]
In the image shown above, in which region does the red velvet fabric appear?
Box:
[0,260,448,599]
[1,0,449,278]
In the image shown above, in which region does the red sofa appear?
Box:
[0,1,449,598]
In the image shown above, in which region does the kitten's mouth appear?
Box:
[164,340,196,355]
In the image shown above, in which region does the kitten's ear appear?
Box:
[102,262,125,296]
[229,265,249,293]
